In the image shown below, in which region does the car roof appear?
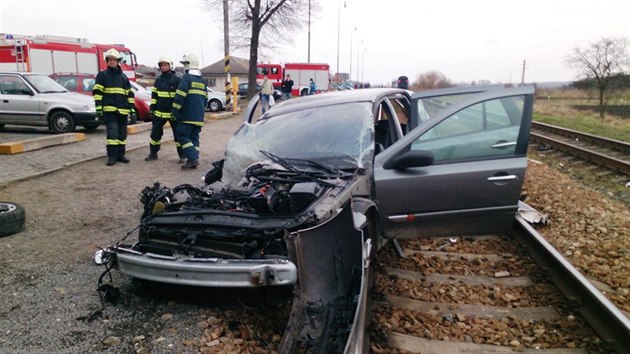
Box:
[50,72,95,77]
[265,88,410,117]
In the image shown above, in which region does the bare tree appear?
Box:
[204,0,314,98]
[411,70,454,91]
[566,37,630,118]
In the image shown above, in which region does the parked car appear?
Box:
[206,88,226,112]
[102,85,534,352]
[0,71,99,133]
[237,82,282,100]
[49,72,151,123]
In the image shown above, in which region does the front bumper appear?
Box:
[74,112,102,125]
[113,246,297,287]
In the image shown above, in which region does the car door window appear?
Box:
[0,76,31,95]
[412,95,525,163]
[84,78,95,91]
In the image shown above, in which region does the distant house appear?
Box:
[200,56,250,91]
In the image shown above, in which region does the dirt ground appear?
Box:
[0,115,629,353]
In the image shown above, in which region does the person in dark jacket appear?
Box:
[172,53,208,170]
[145,56,184,162]
[93,48,135,166]
[281,74,294,100]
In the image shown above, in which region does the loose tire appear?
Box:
[0,202,26,238]
[49,111,76,133]
[207,99,222,112]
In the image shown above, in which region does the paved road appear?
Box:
[0,112,245,187]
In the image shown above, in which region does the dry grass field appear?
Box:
[534,88,630,142]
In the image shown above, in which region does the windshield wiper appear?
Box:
[259,150,350,179]
[259,150,301,173]
[41,90,66,93]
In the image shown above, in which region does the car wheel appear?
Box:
[49,111,76,133]
[207,99,222,112]
[0,201,26,238]
[300,89,309,96]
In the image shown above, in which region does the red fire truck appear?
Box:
[0,33,137,80]
[257,62,330,96]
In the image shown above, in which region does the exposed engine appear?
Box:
[134,160,340,260]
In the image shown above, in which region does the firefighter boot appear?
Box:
[106,157,116,166]
[145,153,158,161]
[116,145,130,163]
[181,159,199,170]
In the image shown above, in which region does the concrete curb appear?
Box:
[127,122,153,134]
[0,133,86,155]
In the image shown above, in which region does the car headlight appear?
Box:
[84,104,96,112]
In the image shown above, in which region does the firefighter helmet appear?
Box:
[103,48,122,61]
[180,53,199,69]
[157,56,173,68]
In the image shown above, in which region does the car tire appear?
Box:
[128,113,138,125]
[301,89,308,96]
[49,111,76,133]
[0,201,26,238]
[207,99,222,112]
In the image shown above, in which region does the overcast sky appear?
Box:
[1,0,629,85]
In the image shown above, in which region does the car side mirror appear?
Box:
[383,150,434,170]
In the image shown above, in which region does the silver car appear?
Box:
[0,72,99,133]
[206,88,226,112]
[103,85,534,352]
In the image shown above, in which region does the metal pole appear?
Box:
[520,59,526,86]
[308,0,311,63]
[357,39,361,84]
[349,26,353,82]
[362,48,365,82]
[223,0,233,110]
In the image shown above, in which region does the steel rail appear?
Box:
[512,215,630,354]
[532,121,630,154]
[530,131,630,175]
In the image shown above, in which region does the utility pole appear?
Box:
[520,59,526,86]
[223,0,232,110]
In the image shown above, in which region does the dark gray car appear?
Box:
[102,85,534,352]
[0,72,99,133]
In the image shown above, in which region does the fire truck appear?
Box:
[257,62,330,96]
[0,33,137,80]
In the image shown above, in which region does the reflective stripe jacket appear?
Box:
[172,71,207,126]
[150,70,180,119]
[93,66,134,116]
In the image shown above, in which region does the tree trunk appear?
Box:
[599,88,606,120]
[247,1,262,99]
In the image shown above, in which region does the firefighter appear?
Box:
[93,48,135,166]
[172,53,207,170]
[145,56,184,162]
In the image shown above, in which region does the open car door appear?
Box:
[374,86,535,239]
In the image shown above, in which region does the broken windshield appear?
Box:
[222,102,374,186]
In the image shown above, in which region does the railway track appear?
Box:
[367,215,630,353]
[530,121,630,176]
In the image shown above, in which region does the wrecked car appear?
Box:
[100,85,535,352]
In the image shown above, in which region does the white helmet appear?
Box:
[103,48,122,61]
[157,56,173,68]
[180,53,199,70]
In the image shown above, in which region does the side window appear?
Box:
[83,78,95,92]
[0,76,31,95]
[62,78,77,91]
[412,95,525,163]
